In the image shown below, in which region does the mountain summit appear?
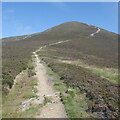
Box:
[3,21,119,118]
[3,21,117,41]
[3,21,118,68]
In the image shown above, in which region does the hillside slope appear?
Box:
[2,21,119,118]
[3,21,118,68]
[2,21,118,89]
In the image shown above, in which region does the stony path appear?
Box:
[34,53,54,97]
[90,27,101,37]
[33,44,68,118]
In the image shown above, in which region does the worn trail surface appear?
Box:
[90,27,100,37]
[33,41,69,118]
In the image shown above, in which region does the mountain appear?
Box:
[2,20,118,91]
[3,21,117,41]
[2,21,119,118]
[3,21,118,68]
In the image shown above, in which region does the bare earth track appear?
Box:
[3,21,118,118]
[33,45,68,118]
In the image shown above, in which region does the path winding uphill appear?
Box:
[33,52,54,97]
[33,41,70,118]
[88,27,101,38]
[35,40,70,53]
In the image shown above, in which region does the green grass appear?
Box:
[45,62,68,93]
[61,91,90,118]
[40,57,119,118]
[30,78,38,86]
[3,21,118,97]
[23,93,38,99]
[33,88,38,93]
[2,69,39,118]
[27,60,36,78]
[45,62,91,118]
[3,104,42,118]
[38,47,118,84]
[60,60,118,84]
[16,104,42,118]
[44,96,52,105]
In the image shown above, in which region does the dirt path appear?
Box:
[90,27,100,37]
[33,41,69,118]
[34,53,54,97]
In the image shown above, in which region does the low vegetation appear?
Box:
[40,55,119,118]
[2,21,118,95]
[61,90,90,118]
[59,60,118,84]
[2,62,40,118]
[2,21,118,118]
[2,37,63,95]
[45,63,92,118]
[2,42,33,95]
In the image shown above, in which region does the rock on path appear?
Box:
[33,51,67,118]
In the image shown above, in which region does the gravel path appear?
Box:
[33,41,68,118]
[90,27,101,37]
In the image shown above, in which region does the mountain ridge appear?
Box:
[2,21,117,40]
[3,21,118,68]
[2,21,119,118]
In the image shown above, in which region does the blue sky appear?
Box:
[2,2,118,38]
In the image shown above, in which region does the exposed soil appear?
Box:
[33,51,67,118]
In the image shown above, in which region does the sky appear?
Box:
[2,2,118,38]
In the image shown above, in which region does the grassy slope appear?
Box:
[39,55,119,118]
[45,63,93,118]
[2,38,55,94]
[39,47,118,84]
[2,58,41,118]
[59,60,118,84]
[37,38,119,118]
[2,21,119,118]
[2,22,118,91]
